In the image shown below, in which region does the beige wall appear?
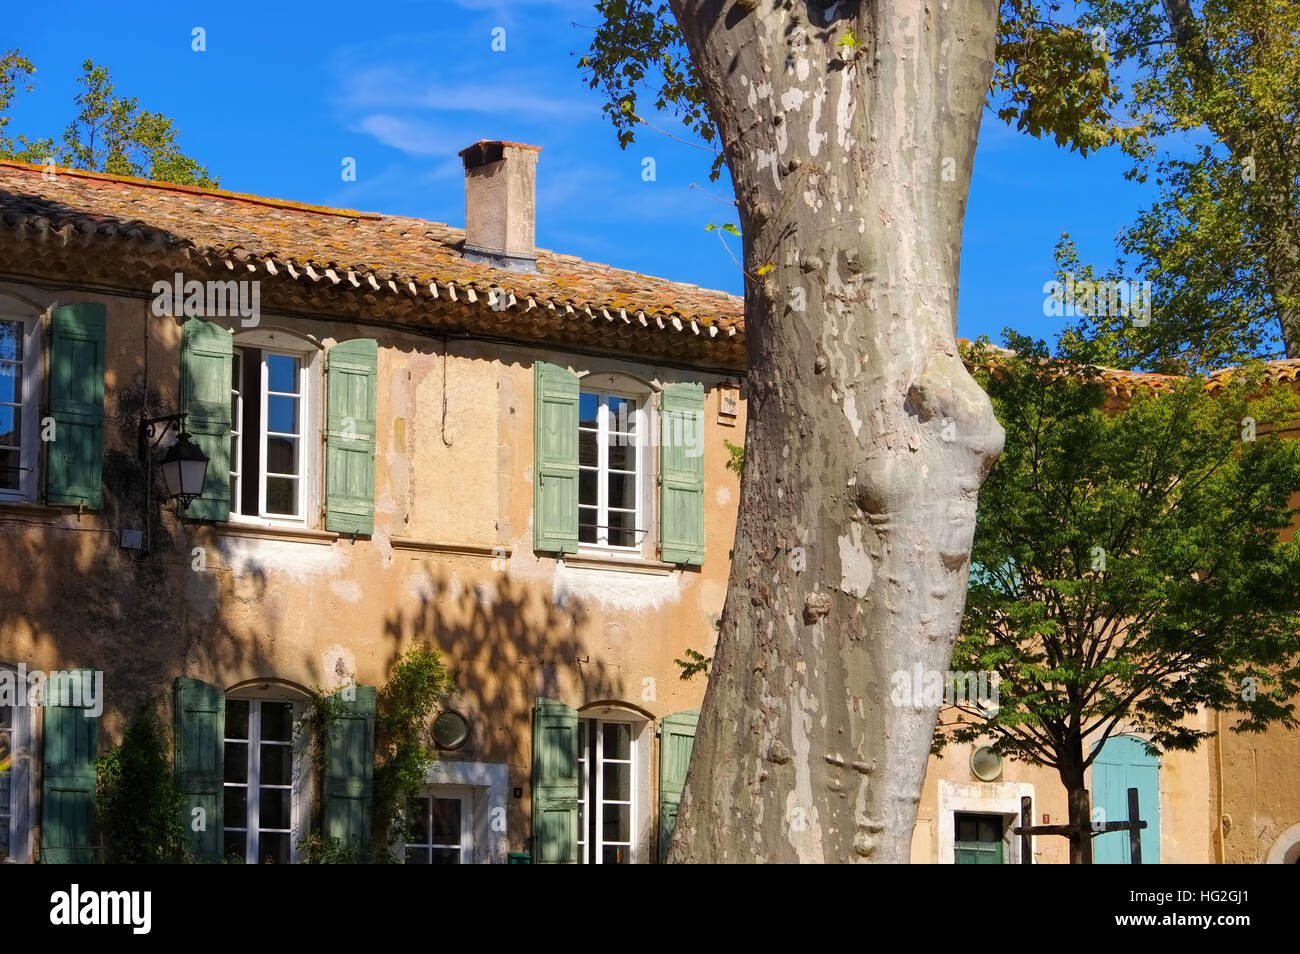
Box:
[9,278,1300,863]
[0,280,743,856]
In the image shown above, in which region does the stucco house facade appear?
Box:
[1,143,1297,864]
[0,143,744,864]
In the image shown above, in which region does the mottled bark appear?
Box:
[667,0,1003,863]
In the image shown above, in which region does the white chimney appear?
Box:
[459,140,541,273]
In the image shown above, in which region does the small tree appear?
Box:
[371,645,454,853]
[0,52,215,186]
[945,334,1300,863]
[96,701,189,864]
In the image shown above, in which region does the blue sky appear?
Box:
[4,0,1155,344]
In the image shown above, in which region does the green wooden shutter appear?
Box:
[174,677,225,863]
[658,709,698,863]
[40,670,98,863]
[180,318,232,521]
[659,382,705,565]
[531,697,579,863]
[45,304,105,508]
[325,339,378,535]
[323,686,376,852]
[533,362,580,553]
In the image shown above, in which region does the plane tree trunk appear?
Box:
[667,0,1004,863]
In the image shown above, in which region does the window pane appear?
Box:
[578,506,598,544]
[267,395,298,435]
[260,744,291,785]
[608,441,635,473]
[602,845,629,864]
[431,798,461,845]
[266,354,298,394]
[223,742,248,782]
[602,722,632,760]
[0,321,21,362]
[266,477,298,515]
[602,761,631,802]
[223,786,247,822]
[266,436,298,475]
[406,797,430,845]
[226,700,249,740]
[602,803,631,843]
[431,848,461,864]
[405,847,430,864]
[0,405,19,447]
[223,830,246,863]
[607,396,634,433]
[0,704,11,728]
[608,472,635,511]
[261,703,293,742]
[0,362,19,405]
[259,788,292,830]
[607,510,637,548]
[579,427,597,468]
[579,392,598,428]
[579,469,597,507]
[259,832,290,864]
[231,350,242,388]
[0,449,19,492]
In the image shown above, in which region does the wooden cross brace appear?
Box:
[1009,789,1148,863]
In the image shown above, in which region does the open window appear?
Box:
[578,384,648,552]
[0,299,40,502]
[533,363,706,565]
[228,329,321,525]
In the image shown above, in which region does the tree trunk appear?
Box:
[1060,754,1093,865]
[667,0,1004,863]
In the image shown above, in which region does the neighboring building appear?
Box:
[0,143,744,863]
[911,364,1300,865]
[1,146,1297,864]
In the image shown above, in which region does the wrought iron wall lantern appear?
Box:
[140,413,209,512]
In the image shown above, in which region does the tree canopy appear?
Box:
[0,51,216,187]
[945,332,1300,858]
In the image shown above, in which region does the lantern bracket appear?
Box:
[140,413,189,458]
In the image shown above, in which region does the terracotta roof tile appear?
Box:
[0,161,745,365]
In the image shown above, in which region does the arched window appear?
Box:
[222,680,312,864]
[575,702,651,864]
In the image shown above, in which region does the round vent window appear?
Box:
[432,711,470,750]
[970,745,1003,782]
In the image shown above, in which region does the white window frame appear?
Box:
[403,787,474,864]
[0,664,35,863]
[577,714,642,864]
[577,387,647,554]
[222,694,308,865]
[0,304,42,503]
[228,329,321,527]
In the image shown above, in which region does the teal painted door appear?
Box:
[953,813,1004,864]
[1092,735,1160,864]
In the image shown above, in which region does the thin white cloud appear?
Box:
[356,114,463,157]
[341,66,594,119]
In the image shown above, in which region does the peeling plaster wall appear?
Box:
[0,280,745,856]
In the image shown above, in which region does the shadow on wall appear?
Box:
[0,375,288,737]
[378,565,623,764]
